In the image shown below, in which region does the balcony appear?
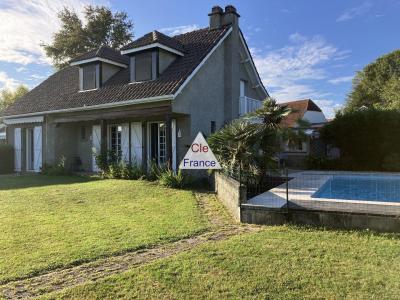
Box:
[239,96,263,116]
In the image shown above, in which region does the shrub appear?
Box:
[158,168,189,189]
[121,163,145,180]
[42,156,70,175]
[147,160,165,181]
[94,151,145,179]
[0,144,13,174]
[321,109,400,171]
[382,153,400,172]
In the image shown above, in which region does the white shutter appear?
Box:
[33,126,42,172]
[14,128,21,172]
[92,125,101,172]
[131,122,142,166]
[172,119,177,172]
[121,123,130,163]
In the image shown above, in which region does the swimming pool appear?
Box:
[312,175,400,203]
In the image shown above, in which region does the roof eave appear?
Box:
[70,57,128,68]
[121,43,184,56]
[3,95,174,119]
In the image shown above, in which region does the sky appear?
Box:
[0,0,399,118]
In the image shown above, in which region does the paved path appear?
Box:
[0,192,259,299]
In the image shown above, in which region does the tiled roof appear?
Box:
[4,27,230,117]
[121,30,185,53]
[279,99,322,127]
[69,46,129,65]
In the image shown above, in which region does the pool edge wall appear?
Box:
[240,205,400,233]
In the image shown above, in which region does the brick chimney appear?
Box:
[208,6,223,30]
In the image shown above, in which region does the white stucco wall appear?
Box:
[303,111,327,124]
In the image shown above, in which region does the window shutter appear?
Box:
[92,125,101,172]
[33,126,42,172]
[131,122,143,166]
[14,128,21,172]
[121,123,130,163]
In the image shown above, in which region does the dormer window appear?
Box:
[131,51,155,82]
[82,64,98,90]
[70,46,129,91]
[121,30,185,83]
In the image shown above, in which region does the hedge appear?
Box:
[0,144,14,174]
[320,109,400,171]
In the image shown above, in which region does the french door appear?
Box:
[148,122,166,166]
[26,128,35,171]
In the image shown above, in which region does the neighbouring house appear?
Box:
[279,99,327,167]
[2,5,268,173]
[0,123,6,143]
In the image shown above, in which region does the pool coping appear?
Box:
[245,171,400,216]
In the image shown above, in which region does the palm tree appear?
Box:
[208,97,310,177]
[209,98,292,176]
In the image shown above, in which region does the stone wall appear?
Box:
[215,172,246,221]
[241,205,400,233]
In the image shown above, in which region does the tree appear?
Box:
[345,49,400,111]
[0,85,29,113]
[42,5,134,69]
[208,98,303,175]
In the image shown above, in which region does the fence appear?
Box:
[235,169,400,232]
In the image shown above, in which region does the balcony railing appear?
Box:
[239,96,263,116]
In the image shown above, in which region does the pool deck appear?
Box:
[245,171,400,216]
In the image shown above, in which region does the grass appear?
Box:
[45,226,400,299]
[0,175,208,283]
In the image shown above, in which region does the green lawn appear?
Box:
[0,175,207,284]
[47,226,400,299]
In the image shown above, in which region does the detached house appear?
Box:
[279,99,328,167]
[3,5,267,173]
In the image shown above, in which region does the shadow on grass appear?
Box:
[0,174,99,190]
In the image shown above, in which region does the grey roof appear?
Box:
[69,46,129,65]
[121,30,185,53]
[4,27,230,117]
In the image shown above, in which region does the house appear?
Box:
[279,99,327,167]
[2,5,268,173]
[0,123,6,143]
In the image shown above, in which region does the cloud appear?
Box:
[0,71,21,90]
[16,67,27,73]
[313,100,343,119]
[337,1,372,22]
[0,0,104,66]
[251,33,348,118]
[159,24,200,36]
[328,75,354,85]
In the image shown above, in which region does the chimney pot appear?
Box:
[225,5,239,16]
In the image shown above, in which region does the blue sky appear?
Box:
[0,0,399,117]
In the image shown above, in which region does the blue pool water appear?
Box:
[312,176,400,203]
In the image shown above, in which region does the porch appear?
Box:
[48,103,186,172]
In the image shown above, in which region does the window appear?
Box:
[211,121,216,134]
[82,64,97,90]
[285,139,307,152]
[135,52,152,81]
[240,80,246,97]
[109,125,122,160]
